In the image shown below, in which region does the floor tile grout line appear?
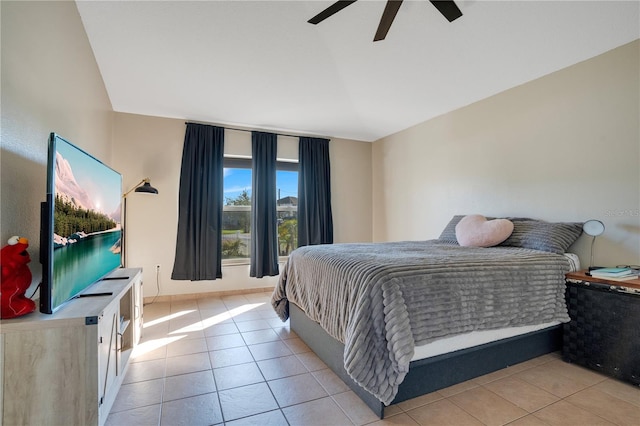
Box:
[158,354,168,425]
[477,378,560,414]
[212,382,225,424]
[523,394,613,426]
[222,299,342,424]
[555,379,630,425]
[220,301,284,424]
[442,389,495,426]
[327,393,362,426]
[210,299,264,424]
[128,357,316,395]
[221,408,291,426]
[501,368,640,426]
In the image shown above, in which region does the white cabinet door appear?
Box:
[97,301,119,417]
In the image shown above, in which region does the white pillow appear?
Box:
[455,215,514,247]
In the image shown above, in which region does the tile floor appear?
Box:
[107,291,640,426]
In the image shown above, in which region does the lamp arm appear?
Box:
[123,178,150,198]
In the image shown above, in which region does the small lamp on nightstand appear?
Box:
[583,219,605,271]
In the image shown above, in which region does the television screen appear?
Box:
[40,133,122,314]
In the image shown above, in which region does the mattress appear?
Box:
[411,321,560,361]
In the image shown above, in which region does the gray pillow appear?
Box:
[438,215,583,254]
[499,218,583,254]
[438,215,464,244]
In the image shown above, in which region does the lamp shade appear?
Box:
[583,219,604,237]
[135,181,158,194]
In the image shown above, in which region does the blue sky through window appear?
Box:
[223,168,297,203]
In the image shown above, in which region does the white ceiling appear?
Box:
[76,1,639,142]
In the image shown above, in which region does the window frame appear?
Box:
[275,161,299,261]
[221,157,298,266]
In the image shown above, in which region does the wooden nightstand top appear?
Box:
[566,269,640,292]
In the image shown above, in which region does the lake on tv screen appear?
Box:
[52,230,121,309]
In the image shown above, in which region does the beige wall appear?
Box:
[373,40,640,267]
[112,113,372,298]
[1,1,114,295]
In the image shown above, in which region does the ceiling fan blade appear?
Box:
[429,0,462,22]
[308,0,358,25]
[374,0,403,41]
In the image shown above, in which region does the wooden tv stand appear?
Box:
[0,268,143,426]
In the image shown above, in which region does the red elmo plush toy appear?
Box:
[1,236,36,319]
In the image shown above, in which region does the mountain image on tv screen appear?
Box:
[51,137,122,310]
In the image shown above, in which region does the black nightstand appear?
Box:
[563,270,640,386]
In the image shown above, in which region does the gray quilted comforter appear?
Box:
[271,240,571,405]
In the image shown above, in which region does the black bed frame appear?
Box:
[290,303,562,418]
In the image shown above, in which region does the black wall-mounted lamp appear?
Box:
[124,178,159,197]
[122,178,159,267]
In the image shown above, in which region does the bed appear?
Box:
[271,216,583,418]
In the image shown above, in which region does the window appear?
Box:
[276,162,298,257]
[222,158,298,263]
[222,158,252,263]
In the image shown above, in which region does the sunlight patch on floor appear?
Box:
[131,335,184,359]
[200,302,265,329]
[143,310,196,328]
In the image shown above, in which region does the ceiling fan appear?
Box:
[308,0,462,41]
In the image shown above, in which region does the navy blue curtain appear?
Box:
[250,131,279,278]
[171,123,224,280]
[298,137,333,247]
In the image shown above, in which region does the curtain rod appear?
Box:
[185,121,329,140]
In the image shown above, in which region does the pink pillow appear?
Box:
[455,215,514,247]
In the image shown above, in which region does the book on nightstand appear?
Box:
[589,267,638,280]
[590,267,632,276]
[589,267,638,281]
[593,274,640,282]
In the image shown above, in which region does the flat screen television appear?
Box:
[40,133,123,314]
